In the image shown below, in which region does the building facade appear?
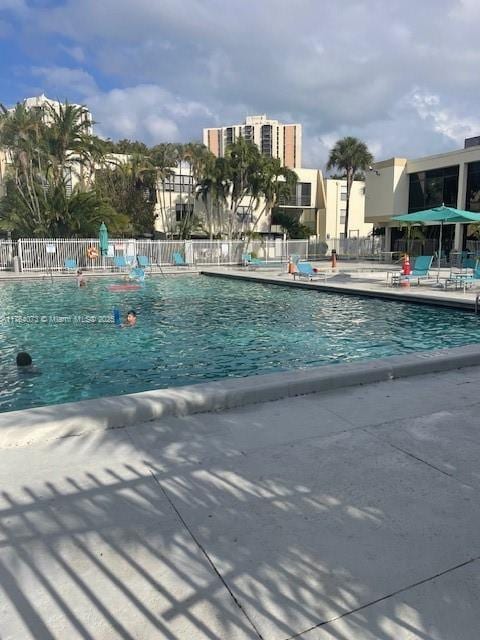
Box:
[203,114,302,169]
[365,141,480,253]
[153,165,368,241]
[320,179,371,240]
[9,94,93,134]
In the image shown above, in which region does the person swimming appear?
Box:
[16,352,41,374]
[76,269,86,287]
[123,310,137,328]
[115,309,137,328]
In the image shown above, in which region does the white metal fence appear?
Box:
[0,240,13,269]
[0,237,381,271]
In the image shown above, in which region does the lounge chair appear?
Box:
[113,256,128,271]
[64,259,77,272]
[389,255,434,286]
[172,251,188,266]
[241,253,251,267]
[137,255,150,269]
[445,259,480,291]
[244,255,284,269]
[293,262,327,281]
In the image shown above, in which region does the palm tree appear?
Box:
[196,156,229,239]
[252,156,297,235]
[326,136,373,238]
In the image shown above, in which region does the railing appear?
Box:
[325,236,385,258]
[0,237,379,271]
[0,240,13,269]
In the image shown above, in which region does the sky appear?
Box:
[1,0,480,169]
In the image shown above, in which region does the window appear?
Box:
[175,203,193,222]
[237,206,253,223]
[243,125,254,142]
[261,124,272,156]
[466,161,480,212]
[340,208,346,224]
[164,174,194,193]
[340,186,347,201]
[278,182,311,206]
[408,165,459,212]
[225,127,235,147]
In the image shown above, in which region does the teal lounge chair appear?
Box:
[399,255,434,285]
[446,259,480,291]
[172,251,188,266]
[137,255,150,269]
[246,256,284,269]
[114,256,128,271]
[64,259,77,272]
[241,253,251,267]
[293,262,327,281]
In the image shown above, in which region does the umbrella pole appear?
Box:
[437,222,443,281]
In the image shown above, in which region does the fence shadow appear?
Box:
[1,411,471,640]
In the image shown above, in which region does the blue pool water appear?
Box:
[1,274,480,412]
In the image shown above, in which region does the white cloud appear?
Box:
[408,90,480,144]
[31,66,98,98]
[83,85,213,143]
[7,0,480,165]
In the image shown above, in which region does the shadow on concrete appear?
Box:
[2,391,480,639]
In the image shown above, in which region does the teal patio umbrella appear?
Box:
[392,205,480,275]
[99,222,109,257]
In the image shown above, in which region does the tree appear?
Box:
[95,154,157,236]
[326,136,373,238]
[196,155,229,239]
[253,156,297,235]
[271,209,310,238]
[0,100,128,236]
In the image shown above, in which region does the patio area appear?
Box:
[1,363,480,639]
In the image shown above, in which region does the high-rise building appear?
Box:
[9,94,93,135]
[203,114,302,169]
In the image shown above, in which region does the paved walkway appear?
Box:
[2,365,480,639]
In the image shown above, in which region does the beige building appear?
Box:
[365,138,480,253]
[203,114,302,169]
[9,94,93,134]
[319,179,371,240]
[153,164,368,241]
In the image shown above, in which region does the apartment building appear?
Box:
[321,179,371,240]
[153,164,368,241]
[203,114,302,169]
[365,137,480,253]
[10,94,93,134]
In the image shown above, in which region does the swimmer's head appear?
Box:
[126,310,137,325]
[16,352,32,367]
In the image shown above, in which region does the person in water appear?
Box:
[122,310,137,328]
[76,269,86,287]
[16,352,40,374]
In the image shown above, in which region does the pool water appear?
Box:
[1,274,480,412]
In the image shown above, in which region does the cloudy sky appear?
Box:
[1,0,480,168]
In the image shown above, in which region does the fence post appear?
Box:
[17,239,23,271]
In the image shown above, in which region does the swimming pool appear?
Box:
[1,274,480,412]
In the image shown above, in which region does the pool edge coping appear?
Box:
[1,344,480,447]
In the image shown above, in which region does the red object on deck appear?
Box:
[402,254,411,275]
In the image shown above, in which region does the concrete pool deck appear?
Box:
[2,364,480,638]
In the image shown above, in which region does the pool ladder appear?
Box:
[476,294,480,314]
